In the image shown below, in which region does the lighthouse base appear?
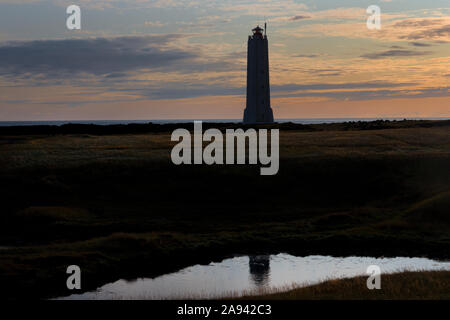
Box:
[243,107,274,124]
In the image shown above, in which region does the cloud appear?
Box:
[102,81,418,101]
[409,42,432,47]
[277,14,450,44]
[289,15,310,21]
[394,19,444,28]
[272,86,449,101]
[388,18,450,42]
[271,81,417,92]
[400,24,450,41]
[145,81,438,102]
[0,35,199,78]
[361,49,432,59]
[292,54,321,58]
[131,84,243,100]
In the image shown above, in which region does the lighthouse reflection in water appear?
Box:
[249,255,271,287]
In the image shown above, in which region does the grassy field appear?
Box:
[0,120,449,299]
[238,271,450,300]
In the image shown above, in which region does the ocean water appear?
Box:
[0,117,448,127]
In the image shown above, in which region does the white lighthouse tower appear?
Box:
[243,24,274,124]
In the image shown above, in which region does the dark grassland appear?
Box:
[0,120,449,299]
[238,271,450,300]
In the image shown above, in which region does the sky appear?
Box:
[0,0,449,120]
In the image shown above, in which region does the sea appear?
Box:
[0,117,448,127]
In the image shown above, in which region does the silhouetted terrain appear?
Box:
[238,271,450,300]
[0,120,449,299]
[0,119,448,135]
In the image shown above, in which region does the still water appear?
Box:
[60,254,450,300]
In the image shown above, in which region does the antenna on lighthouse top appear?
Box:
[264,22,267,36]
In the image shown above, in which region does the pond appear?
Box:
[60,254,450,300]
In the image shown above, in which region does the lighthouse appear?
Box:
[243,24,274,124]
